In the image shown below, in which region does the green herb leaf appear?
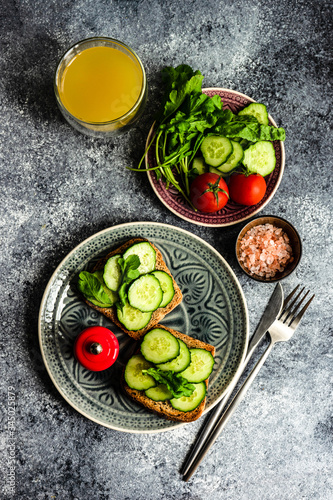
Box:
[127,269,140,280]
[160,66,204,123]
[125,254,141,271]
[259,125,286,141]
[214,115,286,142]
[118,255,140,275]
[142,368,195,398]
[118,282,128,309]
[116,254,141,309]
[77,271,114,306]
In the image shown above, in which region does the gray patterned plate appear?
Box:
[39,222,248,433]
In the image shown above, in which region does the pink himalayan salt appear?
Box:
[239,223,294,278]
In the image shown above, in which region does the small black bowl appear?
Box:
[235,215,302,283]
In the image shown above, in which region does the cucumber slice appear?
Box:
[117,303,152,331]
[243,141,276,176]
[157,339,191,373]
[170,382,206,412]
[123,242,156,275]
[145,384,172,401]
[180,348,214,383]
[217,140,244,173]
[201,136,233,167]
[238,103,269,125]
[192,156,206,175]
[124,354,156,390]
[103,254,121,291]
[141,328,180,364]
[151,271,175,308]
[128,274,163,312]
[208,166,229,178]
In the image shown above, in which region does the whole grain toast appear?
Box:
[84,238,183,340]
[122,325,215,423]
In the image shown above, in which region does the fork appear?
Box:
[183,285,315,481]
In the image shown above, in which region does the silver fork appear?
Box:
[183,285,315,481]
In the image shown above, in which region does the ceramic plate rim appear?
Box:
[38,221,249,433]
[146,87,285,227]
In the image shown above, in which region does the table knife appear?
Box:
[181,282,284,477]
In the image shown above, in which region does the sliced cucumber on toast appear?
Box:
[170,382,206,412]
[128,274,163,312]
[124,354,156,390]
[145,384,172,401]
[117,303,152,331]
[151,271,175,308]
[123,242,156,275]
[141,328,180,364]
[180,348,214,383]
[156,339,191,372]
[103,254,122,291]
[123,326,215,415]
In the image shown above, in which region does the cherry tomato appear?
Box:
[190,173,229,213]
[228,173,266,206]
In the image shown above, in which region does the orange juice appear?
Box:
[58,45,144,123]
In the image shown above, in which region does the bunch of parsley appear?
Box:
[135,64,285,205]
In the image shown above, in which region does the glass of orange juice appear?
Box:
[54,37,147,137]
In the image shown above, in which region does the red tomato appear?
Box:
[190,173,229,213]
[228,173,266,206]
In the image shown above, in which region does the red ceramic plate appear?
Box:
[145,88,285,227]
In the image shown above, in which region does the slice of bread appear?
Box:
[122,325,215,423]
[84,238,183,340]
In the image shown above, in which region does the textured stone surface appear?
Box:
[0,0,332,498]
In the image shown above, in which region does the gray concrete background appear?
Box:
[0,0,332,499]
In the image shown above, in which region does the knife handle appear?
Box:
[183,341,274,481]
[181,341,258,476]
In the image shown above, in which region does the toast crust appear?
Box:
[84,238,183,340]
[122,325,215,423]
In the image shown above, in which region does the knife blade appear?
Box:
[247,282,284,353]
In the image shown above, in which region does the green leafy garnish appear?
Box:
[258,125,286,141]
[214,115,286,142]
[142,367,195,398]
[77,271,114,307]
[159,64,204,122]
[116,255,141,309]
